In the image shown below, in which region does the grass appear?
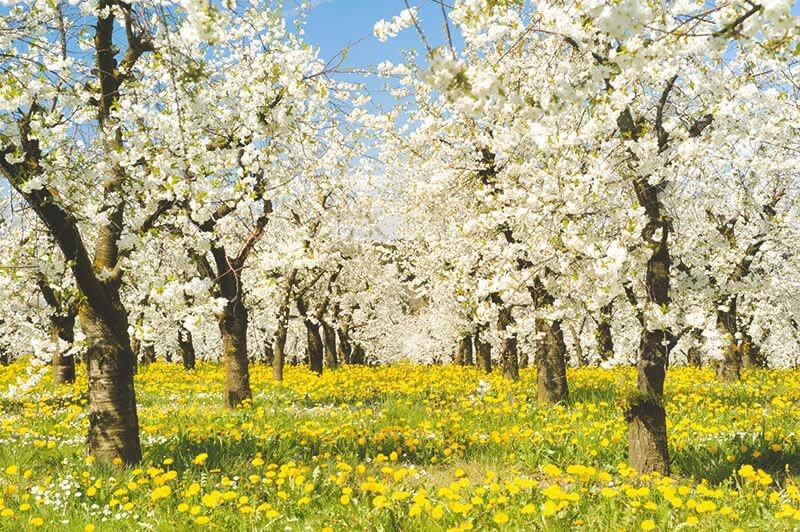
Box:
[0,361,798,530]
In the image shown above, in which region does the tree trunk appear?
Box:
[272,321,288,381]
[455,335,473,366]
[536,317,569,404]
[51,313,76,385]
[715,297,741,381]
[475,330,491,373]
[140,343,156,366]
[218,299,251,407]
[271,276,295,381]
[81,303,142,465]
[571,323,586,368]
[530,279,569,404]
[740,329,763,369]
[305,319,324,374]
[627,247,671,476]
[322,322,337,369]
[625,396,669,476]
[261,332,274,366]
[686,328,703,367]
[350,344,365,365]
[337,326,351,364]
[596,303,615,362]
[178,325,195,370]
[497,306,519,381]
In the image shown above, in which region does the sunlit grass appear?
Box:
[0,361,798,530]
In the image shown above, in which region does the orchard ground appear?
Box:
[1,362,799,531]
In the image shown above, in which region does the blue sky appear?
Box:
[299,0,456,110]
[302,0,451,66]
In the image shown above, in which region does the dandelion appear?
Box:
[493,512,509,525]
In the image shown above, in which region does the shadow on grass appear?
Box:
[672,433,799,485]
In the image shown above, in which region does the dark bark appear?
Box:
[596,302,615,362]
[350,344,365,365]
[337,326,352,364]
[322,322,337,369]
[50,312,77,385]
[497,305,519,381]
[715,297,741,381]
[81,302,142,465]
[178,325,196,370]
[261,332,274,366]
[571,322,586,368]
[740,329,764,369]
[272,270,296,381]
[455,335,473,366]
[536,316,569,404]
[297,296,323,374]
[686,329,703,367]
[475,329,492,373]
[273,322,289,380]
[218,297,251,407]
[617,95,690,476]
[305,320,324,374]
[207,241,256,407]
[140,343,156,366]
[530,279,568,404]
[625,398,670,476]
[36,276,77,384]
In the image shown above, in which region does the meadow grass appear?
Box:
[0,361,798,531]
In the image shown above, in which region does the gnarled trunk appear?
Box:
[178,325,195,370]
[218,299,251,407]
[51,313,76,385]
[81,303,141,465]
[536,317,568,404]
[322,322,337,369]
